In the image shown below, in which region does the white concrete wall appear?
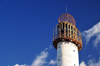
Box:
[57,41,79,66]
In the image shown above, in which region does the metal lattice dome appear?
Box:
[58,13,76,26]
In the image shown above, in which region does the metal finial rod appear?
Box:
[66,5,67,13]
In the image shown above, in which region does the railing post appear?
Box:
[53,29,54,40]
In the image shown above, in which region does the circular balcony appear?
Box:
[53,22,82,51]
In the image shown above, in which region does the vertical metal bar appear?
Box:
[70,25,71,38]
[53,29,54,40]
[60,23,61,37]
[64,23,66,37]
[68,24,69,37]
[56,26,57,39]
[76,28,77,41]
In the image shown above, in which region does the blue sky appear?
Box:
[0,0,100,66]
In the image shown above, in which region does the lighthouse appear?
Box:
[53,13,82,66]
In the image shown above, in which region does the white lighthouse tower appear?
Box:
[53,13,82,66]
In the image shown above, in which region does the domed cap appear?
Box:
[58,13,76,26]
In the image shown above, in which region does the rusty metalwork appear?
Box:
[58,13,76,26]
[53,13,82,51]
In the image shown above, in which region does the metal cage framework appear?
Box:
[58,13,76,26]
[53,13,82,51]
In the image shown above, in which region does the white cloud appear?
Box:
[31,50,48,66]
[11,45,53,66]
[45,45,52,51]
[45,48,48,50]
[93,34,100,47]
[80,58,100,66]
[82,22,100,47]
[88,58,100,66]
[12,50,49,66]
[13,64,29,66]
[80,61,87,66]
[88,55,92,57]
[49,59,57,65]
[49,45,53,49]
